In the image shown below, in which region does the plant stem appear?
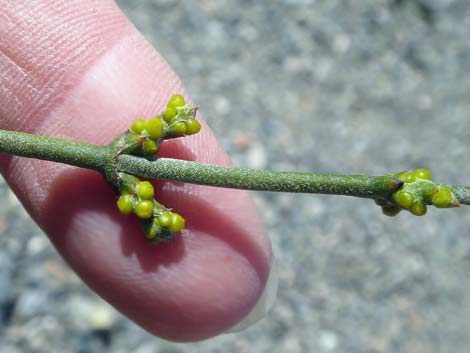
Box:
[444,185,470,205]
[0,129,108,172]
[0,128,469,205]
[117,155,401,199]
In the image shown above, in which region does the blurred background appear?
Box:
[1,0,469,352]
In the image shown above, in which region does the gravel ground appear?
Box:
[1,1,469,352]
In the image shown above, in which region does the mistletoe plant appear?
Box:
[0,94,468,244]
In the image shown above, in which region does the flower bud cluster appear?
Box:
[109,94,202,242]
[116,173,185,244]
[380,168,460,217]
[123,94,201,157]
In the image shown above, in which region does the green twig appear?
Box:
[0,129,108,172]
[117,155,402,199]
[0,128,469,206]
[444,185,470,205]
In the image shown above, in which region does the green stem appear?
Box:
[444,185,470,205]
[0,129,109,172]
[0,129,469,205]
[117,155,402,199]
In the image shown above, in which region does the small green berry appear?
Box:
[145,118,164,139]
[382,205,401,217]
[157,212,173,227]
[171,121,187,136]
[168,213,185,232]
[410,202,427,216]
[137,181,154,200]
[167,94,186,109]
[413,168,432,180]
[143,139,159,154]
[117,195,134,215]
[131,119,146,134]
[402,172,416,183]
[394,191,414,209]
[163,107,177,122]
[431,187,454,208]
[185,118,201,135]
[134,200,154,219]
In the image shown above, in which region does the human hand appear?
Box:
[0,0,271,341]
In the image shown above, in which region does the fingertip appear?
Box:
[40,168,271,341]
[1,1,273,341]
[226,256,279,333]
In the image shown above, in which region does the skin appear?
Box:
[0,0,271,342]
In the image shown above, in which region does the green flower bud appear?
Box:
[163,107,177,122]
[394,171,415,183]
[185,118,201,135]
[410,202,427,216]
[117,195,134,215]
[167,94,185,109]
[394,191,414,209]
[402,172,416,183]
[145,117,164,139]
[431,187,454,208]
[134,200,154,219]
[131,119,146,134]
[157,212,173,228]
[168,213,185,232]
[137,181,154,200]
[143,139,159,154]
[413,168,432,180]
[170,121,187,136]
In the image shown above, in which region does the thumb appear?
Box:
[0,0,272,341]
